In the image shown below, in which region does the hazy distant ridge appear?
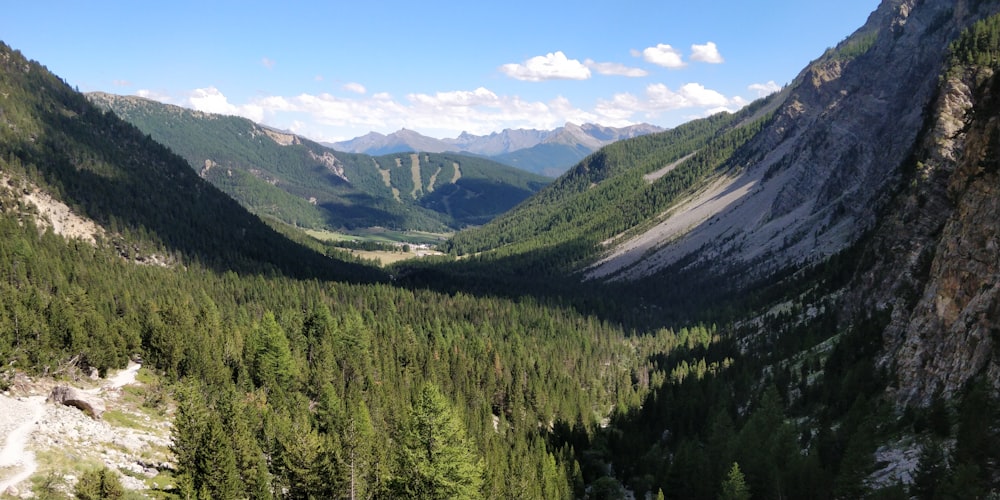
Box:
[328,123,664,176]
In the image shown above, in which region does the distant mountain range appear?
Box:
[328,123,664,177]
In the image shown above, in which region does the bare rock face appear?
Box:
[845,57,1000,406]
[309,150,349,182]
[890,66,1000,405]
[47,386,105,419]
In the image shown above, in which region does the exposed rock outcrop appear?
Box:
[309,150,348,182]
[47,386,105,419]
[844,55,1000,406]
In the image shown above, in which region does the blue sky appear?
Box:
[3,1,879,142]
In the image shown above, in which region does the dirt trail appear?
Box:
[0,396,46,494]
[0,362,141,494]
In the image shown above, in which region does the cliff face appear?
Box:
[595,0,1000,283]
[850,60,1000,406]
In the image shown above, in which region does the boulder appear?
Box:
[47,386,105,419]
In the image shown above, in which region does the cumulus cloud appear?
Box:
[642,44,686,69]
[135,89,171,103]
[408,87,500,107]
[749,80,782,97]
[261,57,275,70]
[187,86,264,122]
[595,81,741,124]
[595,93,643,122]
[500,51,592,81]
[585,60,649,77]
[675,83,729,107]
[343,82,367,94]
[691,42,724,64]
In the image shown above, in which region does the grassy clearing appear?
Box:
[34,449,104,479]
[348,249,438,265]
[102,409,157,433]
[306,228,452,246]
[304,229,359,243]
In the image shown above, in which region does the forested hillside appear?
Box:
[0,47,377,283]
[87,93,549,232]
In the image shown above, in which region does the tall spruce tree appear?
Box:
[395,383,484,499]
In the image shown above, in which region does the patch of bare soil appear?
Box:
[20,185,104,245]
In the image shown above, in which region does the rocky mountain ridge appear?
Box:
[590,0,997,286]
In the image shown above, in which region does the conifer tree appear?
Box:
[248,311,296,396]
[719,462,751,500]
[911,441,946,500]
[395,383,484,499]
[343,395,377,500]
[74,466,125,500]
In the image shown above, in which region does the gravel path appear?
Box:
[0,395,46,494]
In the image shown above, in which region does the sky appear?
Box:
[2,1,880,143]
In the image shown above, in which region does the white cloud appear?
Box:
[642,44,686,69]
[645,83,733,110]
[500,51,592,81]
[113,79,131,87]
[187,86,264,123]
[691,42,724,64]
[135,89,171,103]
[585,59,649,77]
[408,87,500,107]
[595,81,743,124]
[261,57,275,70]
[676,83,729,107]
[595,93,643,122]
[255,95,296,112]
[748,80,781,97]
[188,87,236,114]
[343,82,367,94]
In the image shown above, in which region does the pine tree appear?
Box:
[343,395,377,500]
[395,383,484,499]
[719,462,751,500]
[248,311,296,396]
[911,441,946,500]
[197,411,242,500]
